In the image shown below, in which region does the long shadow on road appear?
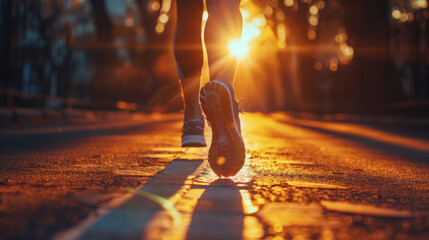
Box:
[77,159,204,240]
[57,160,246,240]
[186,179,244,240]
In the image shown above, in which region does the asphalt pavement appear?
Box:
[1,113,428,240]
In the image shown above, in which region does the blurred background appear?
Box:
[0,0,428,119]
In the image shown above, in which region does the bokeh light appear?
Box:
[411,0,428,9]
[284,0,294,7]
[309,5,318,15]
[392,9,401,19]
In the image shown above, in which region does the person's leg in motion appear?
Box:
[204,0,242,84]
[200,0,245,177]
[174,0,205,147]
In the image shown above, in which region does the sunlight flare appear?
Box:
[228,39,250,59]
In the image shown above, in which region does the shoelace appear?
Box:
[205,116,210,127]
[181,117,204,132]
[238,97,245,114]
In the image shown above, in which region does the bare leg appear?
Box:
[200,0,245,177]
[205,0,242,86]
[174,0,204,121]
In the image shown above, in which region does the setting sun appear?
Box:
[228,6,265,60]
[228,39,250,59]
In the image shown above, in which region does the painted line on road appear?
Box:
[53,142,262,240]
[52,158,204,240]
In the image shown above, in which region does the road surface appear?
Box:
[1,113,428,240]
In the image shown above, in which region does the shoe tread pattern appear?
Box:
[200,81,245,177]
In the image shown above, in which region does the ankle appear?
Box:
[184,103,203,121]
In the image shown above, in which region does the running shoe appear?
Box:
[181,117,207,147]
[200,80,245,177]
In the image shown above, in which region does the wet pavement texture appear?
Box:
[1,113,429,240]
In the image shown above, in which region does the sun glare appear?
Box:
[229,39,250,59]
[228,9,265,60]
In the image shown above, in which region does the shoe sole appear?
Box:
[182,135,207,147]
[200,81,245,177]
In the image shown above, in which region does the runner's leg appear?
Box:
[205,0,242,86]
[201,0,245,176]
[174,0,204,121]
